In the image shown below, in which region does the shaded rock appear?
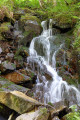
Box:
[0,91,42,114]
[16,107,50,120]
[13,8,34,20]
[0,22,14,41]
[13,9,25,20]
[49,101,69,119]
[0,47,2,54]
[0,103,18,120]
[52,19,73,32]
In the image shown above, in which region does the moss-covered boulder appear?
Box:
[16,107,51,120]
[52,12,76,30]
[0,91,42,114]
[18,14,42,46]
[0,22,14,40]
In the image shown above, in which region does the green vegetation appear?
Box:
[73,21,80,53]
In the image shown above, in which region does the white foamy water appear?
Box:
[27,20,80,105]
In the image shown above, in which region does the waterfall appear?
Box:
[27,20,80,105]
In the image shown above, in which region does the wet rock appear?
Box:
[16,107,50,120]
[0,91,42,114]
[18,14,42,46]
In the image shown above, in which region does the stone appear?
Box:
[0,47,2,54]
[49,101,69,119]
[0,22,14,41]
[2,61,16,70]
[0,77,29,92]
[0,90,42,114]
[16,107,50,120]
[18,14,42,46]
[2,68,37,86]
[52,116,60,120]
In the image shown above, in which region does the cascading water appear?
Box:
[27,20,80,105]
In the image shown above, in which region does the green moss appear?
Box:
[0,22,11,33]
[39,108,47,115]
[63,112,80,120]
[69,105,77,112]
[21,13,41,24]
[48,102,53,106]
[73,21,80,53]
[0,33,5,40]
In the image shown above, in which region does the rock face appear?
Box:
[0,91,42,114]
[18,14,42,46]
[16,107,50,120]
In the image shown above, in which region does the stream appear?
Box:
[27,19,80,105]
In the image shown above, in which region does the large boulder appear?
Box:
[0,91,42,114]
[16,107,51,120]
[18,14,42,46]
[0,22,14,41]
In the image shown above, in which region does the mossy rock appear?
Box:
[0,33,5,41]
[0,22,11,33]
[0,91,42,114]
[19,14,42,46]
[0,76,29,92]
[16,107,50,120]
[20,13,40,24]
[0,22,14,40]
